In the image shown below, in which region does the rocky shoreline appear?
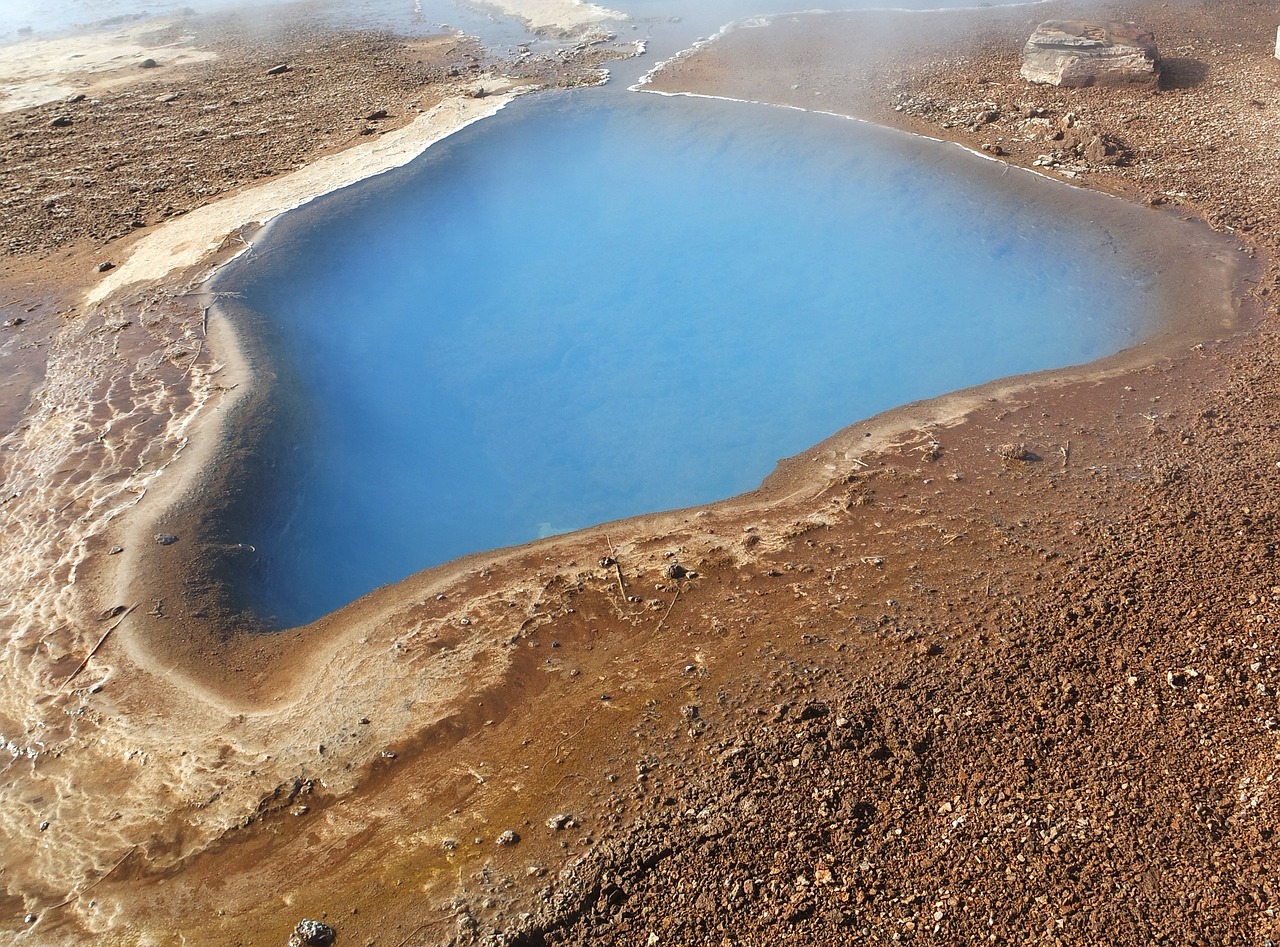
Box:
[3,1,1280,944]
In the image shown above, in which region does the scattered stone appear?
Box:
[442,837,459,850]
[665,562,688,580]
[154,533,179,545]
[108,545,124,555]
[1021,20,1159,88]
[66,93,86,103]
[97,261,115,273]
[997,443,1033,462]
[496,829,521,846]
[155,92,181,103]
[288,918,336,947]
[1085,132,1129,165]
[139,58,158,69]
[49,115,72,128]
[365,108,388,120]
[3,317,25,328]
[546,813,575,831]
[598,556,616,568]
[798,702,830,721]
[266,64,291,76]
[24,914,36,924]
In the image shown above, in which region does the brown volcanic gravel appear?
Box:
[0,4,621,441]
[0,7,616,262]
[455,3,1280,945]
[7,2,1280,945]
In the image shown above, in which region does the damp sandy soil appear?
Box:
[4,1,1280,945]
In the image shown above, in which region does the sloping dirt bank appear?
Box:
[4,1,1280,945]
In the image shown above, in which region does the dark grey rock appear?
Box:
[288,918,335,947]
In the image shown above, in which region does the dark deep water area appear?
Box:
[216,90,1158,628]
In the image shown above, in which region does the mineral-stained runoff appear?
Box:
[3,1,1280,945]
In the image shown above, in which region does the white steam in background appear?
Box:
[0,0,237,39]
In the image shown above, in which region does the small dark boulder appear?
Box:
[265,64,291,76]
[139,58,158,69]
[288,919,335,947]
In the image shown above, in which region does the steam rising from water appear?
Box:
[0,0,1196,935]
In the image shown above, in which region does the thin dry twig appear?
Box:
[654,585,681,635]
[45,844,138,912]
[59,604,137,692]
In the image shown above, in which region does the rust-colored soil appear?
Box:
[5,2,1280,945]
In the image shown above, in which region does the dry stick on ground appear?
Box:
[58,604,138,693]
[391,926,427,947]
[654,585,681,635]
[45,844,139,912]
[545,704,606,773]
[604,533,628,601]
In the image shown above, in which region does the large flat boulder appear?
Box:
[1021,20,1159,88]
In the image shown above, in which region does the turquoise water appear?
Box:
[220,90,1155,627]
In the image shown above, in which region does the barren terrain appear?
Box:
[4,1,1280,945]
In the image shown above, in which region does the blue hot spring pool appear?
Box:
[218,90,1157,627]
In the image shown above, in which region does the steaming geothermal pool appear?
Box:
[218,90,1157,627]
